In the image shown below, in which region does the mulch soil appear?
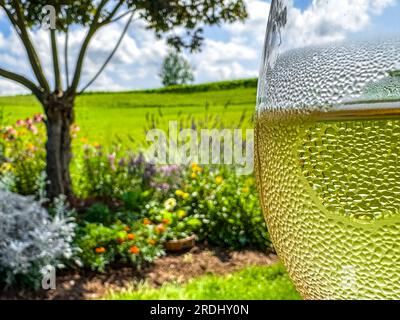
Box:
[0,245,278,300]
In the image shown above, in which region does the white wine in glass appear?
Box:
[256,0,400,299]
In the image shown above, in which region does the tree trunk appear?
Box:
[43,94,75,200]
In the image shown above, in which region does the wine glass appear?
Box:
[256,0,400,299]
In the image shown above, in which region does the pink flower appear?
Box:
[25,118,33,126]
[3,126,17,141]
[15,119,25,126]
[33,114,44,123]
[108,153,116,171]
[28,124,38,135]
[108,153,116,162]
[6,127,17,135]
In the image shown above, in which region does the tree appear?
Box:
[0,0,247,200]
[159,51,195,86]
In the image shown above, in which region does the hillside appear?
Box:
[0,78,258,147]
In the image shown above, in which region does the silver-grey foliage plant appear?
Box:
[0,190,78,288]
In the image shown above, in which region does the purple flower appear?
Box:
[159,164,180,176]
[118,157,126,167]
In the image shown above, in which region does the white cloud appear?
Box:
[283,0,396,49]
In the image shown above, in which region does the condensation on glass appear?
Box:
[256,0,400,299]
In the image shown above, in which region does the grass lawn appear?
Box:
[0,81,257,148]
[105,263,301,300]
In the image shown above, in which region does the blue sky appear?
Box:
[0,0,399,95]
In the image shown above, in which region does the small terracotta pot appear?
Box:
[165,234,196,252]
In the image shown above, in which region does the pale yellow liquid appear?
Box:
[255,101,400,299]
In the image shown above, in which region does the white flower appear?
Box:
[164,197,177,211]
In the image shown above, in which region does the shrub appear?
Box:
[142,78,258,94]
[0,114,46,195]
[172,164,270,249]
[143,198,202,241]
[76,146,156,203]
[82,202,113,225]
[76,221,165,272]
[0,191,78,288]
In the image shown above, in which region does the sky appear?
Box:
[0,0,399,95]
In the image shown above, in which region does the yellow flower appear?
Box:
[215,176,223,184]
[182,192,189,200]
[1,162,12,172]
[191,163,202,173]
[191,172,197,179]
[26,142,36,152]
[242,187,250,193]
[176,190,189,199]
[80,137,89,144]
[177,210,186,218]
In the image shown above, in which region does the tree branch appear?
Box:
[51,29,62,92]
[7,0,50,92]
[80,12,134,94]
[68,0,109,94]
[109,9,134,24]
[64,24,70,88]
[0,67,43,100]
[101,0,124,25]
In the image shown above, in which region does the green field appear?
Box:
[106,264,301,300]
[0,79,257,148]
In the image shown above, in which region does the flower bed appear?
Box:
[0,115,270,288]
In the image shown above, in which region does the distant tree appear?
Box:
[159,51,195,86]
[0,0,248,200]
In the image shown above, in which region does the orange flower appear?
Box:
[95,247,106,254]
[162,218,171,224]
[155,223,166,234]
[127,233,135,240]
[147,239,157,245]
[129,246,140,254]
[123,226,130,232]
[143,218,152,225]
